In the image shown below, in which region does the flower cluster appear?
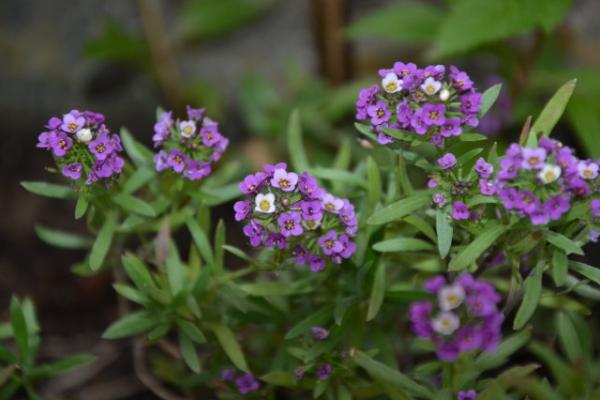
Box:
[495,138,599,225]
[153,106,229,181]
[430,154,496,221]
[356,62,482,147]
[409,273,504,362]
[221,369,260,394]
[37,110,124,185]
[234,164,357,271]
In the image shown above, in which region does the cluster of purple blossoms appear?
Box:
[430,154,496,222]
[153,106,229,181]
[221,369,260,394]
[234,164,357,272]
[356,62,482,147]
[495,138,599,225]
[457,390,477,400]
[37,110,124,185]
[409,273,504,362]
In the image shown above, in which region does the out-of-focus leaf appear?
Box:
[479,84,503,118]
[368,191,431,225]
[346,2,444,43]
[310,167,366,188]
[123,167,155,194]
[21,181,74,199]
[166,241,185,295]
[551,249,567,287]
[84,18,149,67]
[120,128,154,168]
[567,96,600,157]
[214,220,225,275]
[433,0,572,58]
[544,231,583,255]
[556,312,582,363]
[513,263,543,330]
[367,263,386,321]
[35,225,93,249]
[367,156,382,210]
[475,329,531,371]
[436,210,453,259]
[530,79,577,137]
[112,193,157,217]
[287,109,310,173]
[178,331,201,373]
[102,311,155,339]
[29,354,96,380]
[187,219,215,267]
[89,211,118,271]
[10,298,29,364]
[372,238,433,253]
[209,322,249,372]
[75,196,89,219]
[260,371,296,388]
[568,261,600,287]
[449,222,507,271]
[285,306,333,340]
[121,253,155,291]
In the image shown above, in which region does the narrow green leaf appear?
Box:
[403,215,436,242]
[367,263,386,321]
[177,320,206,344]
[285,306,333,340]
[179,331,201,373]
[552,249,567,287]
[355,122,378,142]
[544,231,584,255]
[121,253,155,291]
[113,283,147,304]
[186,219,215,267]
[475,329,531,371]
[35,225,93,249]
[29,353,96,380]
[10,298,29,364]
[166,241,185,295]
[112,193,156,217]
[214,219,225,274]
[479,83,503,117]
[459,133,488,142]
[89,211,118,271]
[260,371,296,388]
[368,191,431,225]
[530,79,577,137]
[568,261,600,286]
[513,263,544,330]
[367,156,382,209]
[209,322,249,372]
[449,222,507,271]
[74,196,89,219]
[436,210,453,258]
[556,312,582,363]
[120,127,153,167]
[102,311,155,339]
[352,350,434,398]
[456,148,483,165]
[287,109,309,172]
[123,167,155,194]
[20,181,74,199]
[310,167,366,188]
[372,238,433,253]
[240,281,312,297]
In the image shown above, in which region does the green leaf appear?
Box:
[240,281,312,297]
[89,211,118,271]
[459,133,488,142]
[214,219,225,274]
[531,79,577,137]
[113,283,147,304]
[285,306,333,340]
[368,191,431,225]
[29,353,96,380]
[551,249,567,287]
[35,225,93,249]
[102,311,155,339]
[123,167,155,194]
[310,167,366,188]
[209,322,249,372]
[260,371,296,388]
[352,350,434,398]
[120,127,153,167]
[556,312,582,363]
[367,156,382,209]
[435,210,453,259]
[346,2,444,43]
[567,96,600,157]
[74,196,89,219]
[355,122,378,142]
[449,222,507,271]
[10,298,29,364]
[287,109,310,172]
[544,231,584,255]
[112,193,156,217]
[177,320,206,344]
[475,329,531,371]
[367,263,386,321]
[166,241,185,295]
[456,148,483,165]
[121,253,155,291]
[403,215,436,242]
[372,238,433,253]
[186,219,215,267]
[479,83,503,117]
[513,263,544,330]
[568,261,600,286]
[21,181,74,199]
[178,331,201,373]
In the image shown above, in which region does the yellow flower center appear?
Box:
[325,203,335,211]
[324,239,334,249]
[545,171,556,181]
[584,169,594,179]
[183,126,194,135]
[376,108,385,118]
[259,200,271,212]
[528,156,540,166]
[68,122,77,132]
[446,294,458,306]
[284,220,295,230]
[96,143,105,153]
[279,179,290,189]
[385,82,397,92]
[425,85,436,95]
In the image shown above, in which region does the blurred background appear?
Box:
[1,0,599,398]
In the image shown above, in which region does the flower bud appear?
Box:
[75,128,92,143]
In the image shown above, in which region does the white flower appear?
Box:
[421,77,442,96]
[538,164,562,184]
[577,161,599,180]
[431,312,460,335]
[321,193,344,214]
[75,128,92,143]
[255,193,276,214]
[439,88,450,102]
[381,72,403,94]
[179,120,196,138]
[438,285,465,311]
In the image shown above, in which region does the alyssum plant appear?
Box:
[8,62,600,399]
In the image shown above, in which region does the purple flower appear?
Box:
[424,276,446,294]
[460,93,482,114]
[437,153,457,170]
[409,302,433,338]
[108,154,125,174]
[318,230,343,256]
[440,118,461,137]
[37,131,56,150]
[200,125,221,147]
[186,105,205,121]
[456,325,482,352]
[590,229,599,242]
[154,150,169,171]
[322,194,344,214]
[294,367,305,381]
[433,192,447,207]
[92,159,113,179]
[591,199,600,218]
[235,373,260,394]
[529,209,550,226]
[271,169,298,192]
[498,188,518,209]
[300,200,323,221]
[50,132,72,157]
[239,172,265,194]
[449,66,473,92]
[422,103,446,126]
[298,172,323,199]
[377,132,394,145]
[234,200,251,221]
[396,101,413,128]
[243,220,264,247]
[410,110,429,135]
[317,364,332,380]
[458,390,477,400]
[479,179,496,196]
[221,368,235,381]
[367,101,391,126]
[543,195,570,221]
[310,326,330,340]
[474,158,493,178]
[308,255,325,272]
[515,190,539,214]
[89,134,113,161]
[521,147,546,170]
[167,149,188,173]
[436,341,459,362]
[265,233,287,249]
[61,111,85,134]
[184,160,211,180]
[451,201,469,220]
[278,212,303,237]
[498,157,520,180]
[62,162,82,180]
